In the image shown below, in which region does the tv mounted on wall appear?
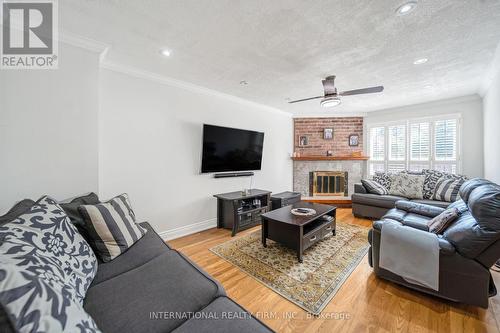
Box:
[201,124,264,173]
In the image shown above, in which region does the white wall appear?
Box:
[483,67,500,184]
[363,95,484,178]
[0,44,100,213]
[98,68,293,238]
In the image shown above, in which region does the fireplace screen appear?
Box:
[309,171,348,196]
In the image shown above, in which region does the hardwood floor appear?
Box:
[168,208,500,333]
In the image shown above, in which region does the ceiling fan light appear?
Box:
[320,97,341,108]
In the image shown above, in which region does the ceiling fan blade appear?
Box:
[288,96,324,104]
[322,76,337,95]
[339,86,384,96]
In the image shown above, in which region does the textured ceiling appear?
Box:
[61,0,500,115]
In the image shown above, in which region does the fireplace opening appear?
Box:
[309,171,348,196]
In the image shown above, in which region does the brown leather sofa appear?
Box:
[367,178,500,308]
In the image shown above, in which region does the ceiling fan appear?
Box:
[288,76,384,108]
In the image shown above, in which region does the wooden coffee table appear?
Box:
[261,202,336,263]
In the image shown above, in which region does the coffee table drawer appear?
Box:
[303,228,322,250]
[321,222,334,238]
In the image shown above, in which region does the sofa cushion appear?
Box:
[422,169,468,200]
[84,250,225,333]
[172,296,273,333]
[60,192,100,239]
[395,200,445,217]
[352,193,407,209]
[361,179,388,195]
[410,199,450,209]
[428,207,460,234]
[0,196,99,332]
[373,172,394,190]
[381,207,431,231]
[443,183,500,258]
[459,178,495,203]
[0,199,35,226]
[79,194,147,262]
[389,173,425,199]
[91,222,171,285]
[432,178,464,202]
[468,184,500,231]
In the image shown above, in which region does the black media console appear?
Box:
[214,189,271,236]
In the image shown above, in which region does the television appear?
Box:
[201,124,264,173]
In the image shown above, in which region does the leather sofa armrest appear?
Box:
[372,220,456,255]
[395,200,445,218]
[373,219,402,231]
[438,237,456,255]
[354,183,368,194]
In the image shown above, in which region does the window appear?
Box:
[369,127,385,175]
[387,125,406,172]
[367,116,460,175]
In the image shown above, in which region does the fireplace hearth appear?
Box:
[309,171,348,197]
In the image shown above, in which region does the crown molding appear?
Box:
[100,61,292,118]
[59,31,110,55]
[363,94,481,117]
[479,41,500,97]
[292,112,368,118]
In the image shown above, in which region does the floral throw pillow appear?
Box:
[389,173,425,199]
[0,196,100,332]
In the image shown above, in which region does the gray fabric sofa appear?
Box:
[352,183,449,220]
[84,223,273,333]
[367,178,500,308]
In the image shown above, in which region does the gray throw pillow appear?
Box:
[60,192,100,240]
[79,193,147,262]
[0,199,35,226]
[432,178,465,202]
[361,179,389,195]
[428,207,460,234]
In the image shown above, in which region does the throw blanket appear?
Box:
[379,222,440,291]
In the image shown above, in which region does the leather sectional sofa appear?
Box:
[367,178,500,308]
[352,183,450,220]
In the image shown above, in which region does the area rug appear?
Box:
[210,222,370,314]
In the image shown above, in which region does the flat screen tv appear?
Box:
[201,124,264,173]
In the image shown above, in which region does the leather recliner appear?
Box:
[368,178,500,308]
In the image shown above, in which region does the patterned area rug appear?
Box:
[210,222,370,314]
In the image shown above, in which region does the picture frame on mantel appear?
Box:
[299,135,309,146]
[324,128,333,140]
[349,134,359,146]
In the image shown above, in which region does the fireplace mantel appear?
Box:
[291,155,369,161]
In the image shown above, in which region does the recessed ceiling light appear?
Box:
[413,58,428,65]
[320,97,341,108]
[396,1,417,16]
[160,49,171,57]
[239,80,248,86]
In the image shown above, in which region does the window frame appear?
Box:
[366,114,462,175]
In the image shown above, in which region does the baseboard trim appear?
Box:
[158,218,217,241]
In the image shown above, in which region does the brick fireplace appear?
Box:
[292,117,368,201]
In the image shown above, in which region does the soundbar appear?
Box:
[214,172,254,178]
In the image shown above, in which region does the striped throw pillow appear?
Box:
[432,178,464,202]
[78,194,147,262]
[362,179,389,195]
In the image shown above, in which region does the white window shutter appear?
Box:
[435,119,457,161]
[388,125,406,161]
